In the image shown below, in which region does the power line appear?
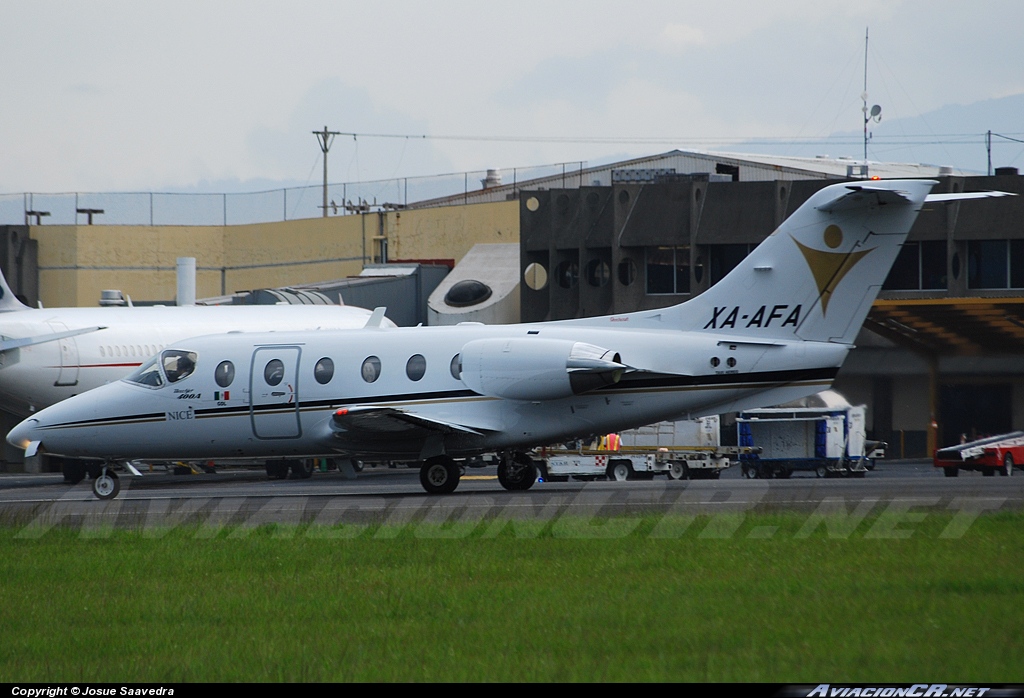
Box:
[331,130,1023,148]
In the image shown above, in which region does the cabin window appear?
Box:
[314,357,334,385]
[125,357,164,388]
[215,361,235,388]
[406,354,426,381]
[162,350,197,384]
[361,356,381,383]
[264,359,285,386]
[450,354,462,380]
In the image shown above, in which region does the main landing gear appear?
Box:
[417,451,538,494]
[92,463,120,500]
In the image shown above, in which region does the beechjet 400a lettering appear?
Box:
[7,180,1012,498]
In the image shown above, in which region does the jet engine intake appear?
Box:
[459,337,626,400]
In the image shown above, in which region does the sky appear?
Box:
[2,0,1023,195]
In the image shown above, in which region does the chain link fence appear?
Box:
[0,162,582,226]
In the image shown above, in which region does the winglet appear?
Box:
[364,307,388,329]
[925,191,1016,203]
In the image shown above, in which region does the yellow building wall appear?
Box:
[386,201,519,263]
[222,216,368,294]
[28,200,520,307]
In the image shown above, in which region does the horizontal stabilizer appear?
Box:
[815,185,916,212]
[0,325,106,353]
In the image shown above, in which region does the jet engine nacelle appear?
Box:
[459,337,626,401]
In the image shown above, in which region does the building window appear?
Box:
[883,241,947,291]
[709,244,754,285]
[646,246,690,295]
[967,240,1024,289]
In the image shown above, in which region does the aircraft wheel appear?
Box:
[668,461,689,480]
[93,470,120,500]
[943,467,959,478]
[497,452,537,491]
[1001,454,1014,477]
[420,456,460,494]
[607,459,633,482]
[290,459,314,479]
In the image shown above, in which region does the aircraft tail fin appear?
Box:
[667,179,940,345]
[0,266,30,313]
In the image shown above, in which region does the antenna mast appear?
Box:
[861,28,882,167]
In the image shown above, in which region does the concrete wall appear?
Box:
[28,202,518,307]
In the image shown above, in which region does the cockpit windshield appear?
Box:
[162,350,198,383]
[123,349,198,388]
[125,356,164,387]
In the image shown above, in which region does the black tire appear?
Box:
[815,464,828,479]
[420,456,460,494]
[668,461,689,481]
[742,465,758,479]
[943,466,959,477]
[93,470,120,500]
[606,459,634,482]
[1002,453,1014,477]
[290,459,314,479]
[497,453,537,491]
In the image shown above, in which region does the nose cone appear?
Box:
[7,416,40,451]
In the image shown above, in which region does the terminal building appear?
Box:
[2,149,1023,466]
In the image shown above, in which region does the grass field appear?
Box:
[1,511,1022,682]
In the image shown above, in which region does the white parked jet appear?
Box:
[0,272,394,479]
[8,180,1009,498]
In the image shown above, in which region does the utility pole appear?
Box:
[313,126,341,217]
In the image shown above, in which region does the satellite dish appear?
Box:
[870,104,882,118]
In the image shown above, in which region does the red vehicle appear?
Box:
[933,432,1024,477]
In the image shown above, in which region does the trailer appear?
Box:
[933,431,1024,477]
[536,416,749,481]
[737,402,881,478]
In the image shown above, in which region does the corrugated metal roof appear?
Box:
[409,149,969,209]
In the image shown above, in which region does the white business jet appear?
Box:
[0,271,394,480]
[8,180,1009,498]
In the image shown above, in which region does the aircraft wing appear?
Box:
[0,325,105,353]
[331,405,498,437]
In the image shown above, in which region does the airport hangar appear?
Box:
[3,149,1024,465]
